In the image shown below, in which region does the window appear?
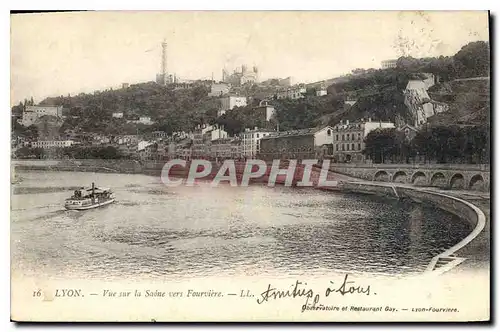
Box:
[336,144,338,151]
[256,133,260,138]
[342,144,345,151]
[327,129,331,136]
[358,133,361,139]
[336,134,339,140]
[342,134,345,141]
[346,134,349,141]
[351,133,355,140]
[358,143,361,150]
[351,143,355,150]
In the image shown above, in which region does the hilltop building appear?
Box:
[252,100,276,122]
[316,85,328,97]
[381,59,398,69]
[274,85,306,100]
[261,77,294,87]
[222,65,259,86]
[21,105,63,127]
[208,83,231,97]
[218,95,247,116]
[127,116,154,125]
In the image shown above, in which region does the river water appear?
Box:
[11,170,472,280]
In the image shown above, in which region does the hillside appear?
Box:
[13,40,489,137]
[38,82,221,135]
[427,78,490,125]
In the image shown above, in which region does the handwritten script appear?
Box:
[256,274,373,309]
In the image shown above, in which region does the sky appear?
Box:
[10,11,489,106]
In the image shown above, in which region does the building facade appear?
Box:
[240,128,275,159]
[210,138,242,160]
[381,59,397,69]
[218,96,248,116]
[275,85,306,100]
[316,87,328,97]
[30,140,74,149]
[258,126,334,160]
[191,129,210,158]
[139,117,153,125]
[222,65,258,86]
[331,118,395,163]
[115,135,140,145]
[152,131,168,139]
[208,83,231,97]
[253,100,276,121]
[399,123,419,142]
[21,105,63,126]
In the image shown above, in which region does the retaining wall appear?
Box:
[339,181,486,273]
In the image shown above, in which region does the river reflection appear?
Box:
[11,171,472,280]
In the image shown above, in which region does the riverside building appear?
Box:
[240,127,275,159]
[258,126,334,160]
[331,118,395,163]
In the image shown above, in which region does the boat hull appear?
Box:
[65,198,115,211]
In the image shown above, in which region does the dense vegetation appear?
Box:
[326,41,490,126]
[364,124,490,164]
[214,94,346,135]
[36,82,221,135]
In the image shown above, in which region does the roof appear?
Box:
[242,128,276,134]
[399,124,418,131]
[211,138,233,144]
[85,187,110,192]
[262,126,331,139]
[406,80,427,90]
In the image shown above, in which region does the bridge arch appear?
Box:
[430,172,447,187]
[411,171,426,185]
[469,174,485,190]
[450,173,465,189]
[392,171,408,183]
[373,170,390,182]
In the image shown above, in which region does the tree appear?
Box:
[453,41,490,78]
[363,128,401,163]
[412,125,487,164]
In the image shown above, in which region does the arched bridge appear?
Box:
[329,163,490,191]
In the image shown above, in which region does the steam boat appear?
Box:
[64,182,115,210]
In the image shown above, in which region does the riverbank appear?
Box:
[336,181,490,275]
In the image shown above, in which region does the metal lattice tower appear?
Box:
[161,39,167,78]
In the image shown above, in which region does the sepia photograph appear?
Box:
[9,10,491,322]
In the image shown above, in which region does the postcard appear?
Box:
[10,10,490,322]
